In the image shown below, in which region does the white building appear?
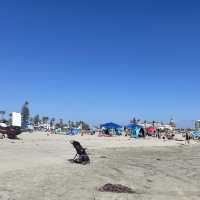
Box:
[195,120,200,130]
[11,112,21,127]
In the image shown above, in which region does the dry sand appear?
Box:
[0,132,200,200]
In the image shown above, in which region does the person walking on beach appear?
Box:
[185,132,190,144]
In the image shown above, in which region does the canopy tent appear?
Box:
[126,124,145,138]
[100,122,122,136]
[100,122,122,129]
[146,127,157,135]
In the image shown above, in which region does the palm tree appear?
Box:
[59,119,64,129]
[21,101,30,125]
[50,118,55,127]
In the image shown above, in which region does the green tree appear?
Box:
[21,101,30,124]
[50,118,55,127]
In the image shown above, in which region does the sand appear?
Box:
[0,132,200,200]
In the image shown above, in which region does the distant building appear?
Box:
[11,112,21,127]
[195,120,200,130]
[130,118,175,130]
[169,117,176,128]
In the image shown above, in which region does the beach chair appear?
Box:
[70,140,90,164]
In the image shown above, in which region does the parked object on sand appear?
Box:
[0,112,21,139]
[0,123,21,139]
[69,140,90,164]
[0,113,22,139]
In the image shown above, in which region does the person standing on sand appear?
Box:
[157,128,161,139]
[124,127,128,136]
[185,132,190,144]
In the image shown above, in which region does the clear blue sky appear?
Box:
[0,0,200,127]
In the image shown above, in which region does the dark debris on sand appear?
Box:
[98,183,135,193]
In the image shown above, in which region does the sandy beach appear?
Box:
[0,132,200,200]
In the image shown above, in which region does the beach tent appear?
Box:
[100,122,122,129]
[66,128,80,135]
[191,131,200,139]
[146,127,157,135]
[55,128,62,134]
[126,124,145,138]
[100,122,122,136]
